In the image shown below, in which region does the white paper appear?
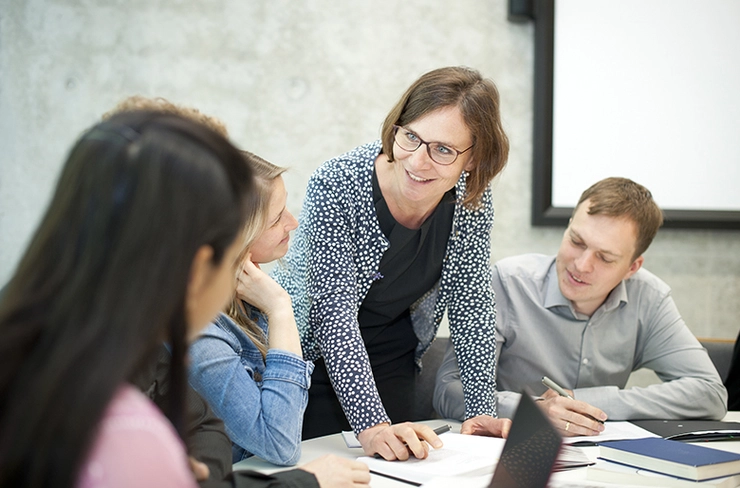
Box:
[358,433,504,485]
[563,421,660,445]
[586,459,740,488]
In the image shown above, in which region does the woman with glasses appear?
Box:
[273,66,512,460]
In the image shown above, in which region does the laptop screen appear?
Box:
[489,393,562,488]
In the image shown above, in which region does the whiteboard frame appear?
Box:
[520,0,740,229]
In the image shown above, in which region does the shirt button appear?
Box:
[582,358,589,365]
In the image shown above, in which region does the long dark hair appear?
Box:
[0,111,256,488]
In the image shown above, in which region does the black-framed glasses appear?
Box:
[393,125,474,165]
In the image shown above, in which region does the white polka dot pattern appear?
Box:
[273,141,498,433]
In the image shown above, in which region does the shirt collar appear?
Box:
[543,258,629,318]
[544,260,570,309]
[602,279,628,312]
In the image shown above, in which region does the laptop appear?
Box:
[488,393,563,488]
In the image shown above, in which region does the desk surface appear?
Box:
[233,420,456,487]
[233,414,740,487]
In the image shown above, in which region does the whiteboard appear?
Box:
[525,0,740,229]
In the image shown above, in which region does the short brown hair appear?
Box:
[105,97,279,358]
[575,177,664,259]
[103,95,229,137]
[381,66,509,209]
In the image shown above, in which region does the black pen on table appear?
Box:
[541,375,605,424]
[373,424,451,459]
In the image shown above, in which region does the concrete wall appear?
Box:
[2,0,738,340]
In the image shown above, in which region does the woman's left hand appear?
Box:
[235,255,291,316]
[357,422,444,461]
[460,415,512,438]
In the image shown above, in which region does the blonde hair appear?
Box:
[227,150,288,358]
[103,96,229,137]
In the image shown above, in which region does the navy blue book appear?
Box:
[599,437,740,482]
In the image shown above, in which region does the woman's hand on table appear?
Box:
[460,415,512,438]
[357,422,444,461]
[301,454,370,487]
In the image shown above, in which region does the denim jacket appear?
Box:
[188,312,314,466]
[273,141,497,433]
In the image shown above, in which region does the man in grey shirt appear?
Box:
[434,177,727,437]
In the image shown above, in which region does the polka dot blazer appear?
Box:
[273,140,497,433]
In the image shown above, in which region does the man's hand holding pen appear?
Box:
[540,376,608,437]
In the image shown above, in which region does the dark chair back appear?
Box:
[699,338,735,382]
[414,337,449,420]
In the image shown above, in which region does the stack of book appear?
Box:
[588,437,740,487]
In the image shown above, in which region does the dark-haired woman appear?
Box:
[0,111,252,488]
[0,111,370,488]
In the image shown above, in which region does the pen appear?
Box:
[541,376,605,425]
[373,424,451,459]
[542,376,574,400]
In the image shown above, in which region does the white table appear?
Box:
[233,414,740,487]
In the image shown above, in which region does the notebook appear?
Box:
[598,437,740,481]
[629,420,740,442]
[587,458,740,488]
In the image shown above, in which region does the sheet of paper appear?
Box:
[434,432,506,456]
[358,433,505,485]
[563,421,660,445]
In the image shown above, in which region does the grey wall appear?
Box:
[1,0,738,340]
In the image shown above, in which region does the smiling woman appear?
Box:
[272,65,511,460]
[377,106,473,229]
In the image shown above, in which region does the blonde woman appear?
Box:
[188,152,309,467]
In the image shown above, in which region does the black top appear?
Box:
[302,167,457,435]
[358,167,455,368]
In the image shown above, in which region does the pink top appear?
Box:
[77,384,198,488]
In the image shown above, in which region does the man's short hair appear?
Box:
[575,177,664,260]
[103,95,229,137]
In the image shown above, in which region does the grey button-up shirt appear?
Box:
[434,253,727,421]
